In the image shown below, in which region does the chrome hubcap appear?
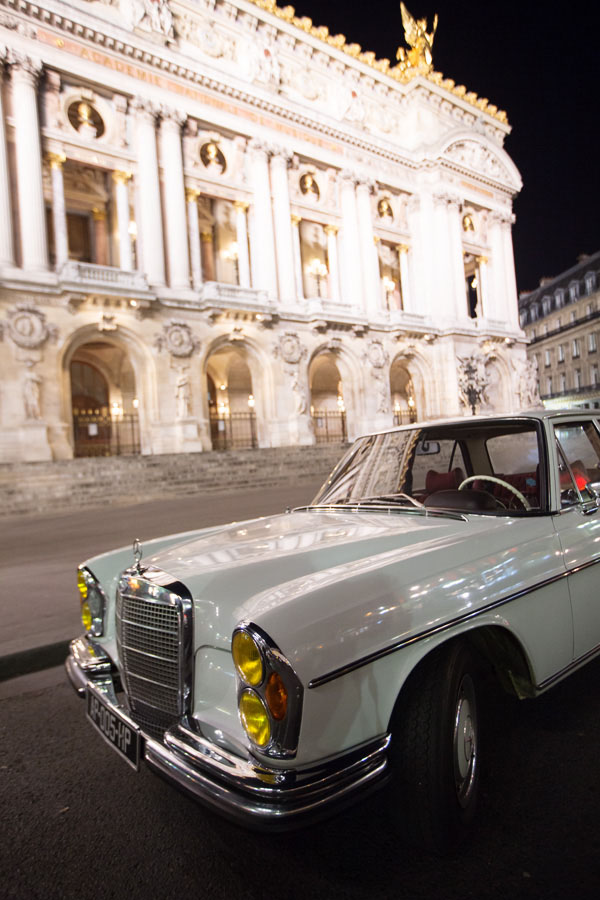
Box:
[453,674,478,808]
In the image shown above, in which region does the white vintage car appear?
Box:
[66,410,600,852]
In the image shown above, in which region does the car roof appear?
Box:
[357,409,600,440]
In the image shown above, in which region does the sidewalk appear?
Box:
[0,479,324,680]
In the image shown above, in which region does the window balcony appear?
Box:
[60,261,149,294]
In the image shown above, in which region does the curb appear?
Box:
[0,640,71,683]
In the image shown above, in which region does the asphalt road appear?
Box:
[0,480,325,662]
[2,662,600,900]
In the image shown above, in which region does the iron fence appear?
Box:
[312,410,347,444]
[209,410,258,450]
[73,413,140,457]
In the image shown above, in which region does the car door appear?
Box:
[551,418,600,660]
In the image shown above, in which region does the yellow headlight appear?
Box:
[81,601,92,631]
[77,569,88,601]
[239,689,271,747]
[232,631,264,686]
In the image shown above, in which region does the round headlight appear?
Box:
[238,689,271,747]
[232,630,264,686]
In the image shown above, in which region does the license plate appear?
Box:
[86,686,141,770]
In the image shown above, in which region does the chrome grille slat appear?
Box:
[116,574,191,735]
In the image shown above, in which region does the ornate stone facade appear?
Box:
[0,1,526,461]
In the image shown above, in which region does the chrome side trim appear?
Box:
[537,641,600,691]
[308,568,572,689]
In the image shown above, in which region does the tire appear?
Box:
[389,640,482,855]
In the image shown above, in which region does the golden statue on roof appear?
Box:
[396,3,438,74]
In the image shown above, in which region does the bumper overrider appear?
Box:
[65,636,390,829]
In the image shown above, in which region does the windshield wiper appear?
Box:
[356,493,425,509]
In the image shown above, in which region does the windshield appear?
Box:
[312,419,545,515]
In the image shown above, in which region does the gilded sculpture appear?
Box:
[395,3,438,75]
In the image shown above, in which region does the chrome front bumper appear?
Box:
[65,636,390,829]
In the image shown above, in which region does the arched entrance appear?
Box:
[206,345,257,450]
[309,353,347,442]
[70,341,140,456]
[390,359,418,424]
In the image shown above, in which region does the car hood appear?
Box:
[141,507,552,684]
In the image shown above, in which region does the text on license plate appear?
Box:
[86,688,141,770]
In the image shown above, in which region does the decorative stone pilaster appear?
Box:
[185,188,202,289]
[339,172,362,311]
[291,215,304,302]
[47,152,68,271]
[10,54,48,272]
[160,108,190,290]
[234,201,251,288]
[247,140,277,296]
[398,244,411,312]
[355,178,380,318]
[476,255,489,319]
[92,208,109,266]
[0,55,15,268]
[269,148,296,304]
[112,171,133,271]
[322,225,339,304]
[132,98,165,285]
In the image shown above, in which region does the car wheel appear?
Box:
[389,640,482,855]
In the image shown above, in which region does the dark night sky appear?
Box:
[293,1,598,294]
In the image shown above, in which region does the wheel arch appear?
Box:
[387,623,536,732]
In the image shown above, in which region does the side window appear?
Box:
[554,422,600,507]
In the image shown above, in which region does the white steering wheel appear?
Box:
[458,475,531,511]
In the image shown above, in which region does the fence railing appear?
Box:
[209,410,258,450]
[312,410,347,444]
[73,413,141,457]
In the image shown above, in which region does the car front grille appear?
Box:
[116,569,192,736]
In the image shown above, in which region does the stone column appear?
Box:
[132,98,165,285]
[291,215,304,301]
[186,188,202,289]
[201,231,215,281]
[234,200,251,288]
[476,255,489,320]
[270,148,296,304]
[488,212,506,322]
[339,172,362,310]
[92,209,109,266]
[47,152,68,270]
[160,108,190,290]
[501,214,520,330]
[355,178,380,318]
[0,58,15,268]
[10,55,48,272]
[113,170,133,271]
[446,196,469,321]
[247,140,277,296]
[325,225,340,303]
[398,244,411,312]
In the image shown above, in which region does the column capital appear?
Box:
[112,170,132,185]
[397,243,410,254]
[356,175,376,194]
[8,52,43,85]
[324,224,339,236]
[234,199,250,212]
[200,231,213,243]
[46,151,66,170]
[92,207,107,222]
[185,186,201,203]
[476,255,489,265]
[160,106,187,129]
[131,96,160,124]
[270,145,293,166]
[291,214,301,226]
[248,138,271,159]
[340,168,360,186]
[373,234,381,244]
